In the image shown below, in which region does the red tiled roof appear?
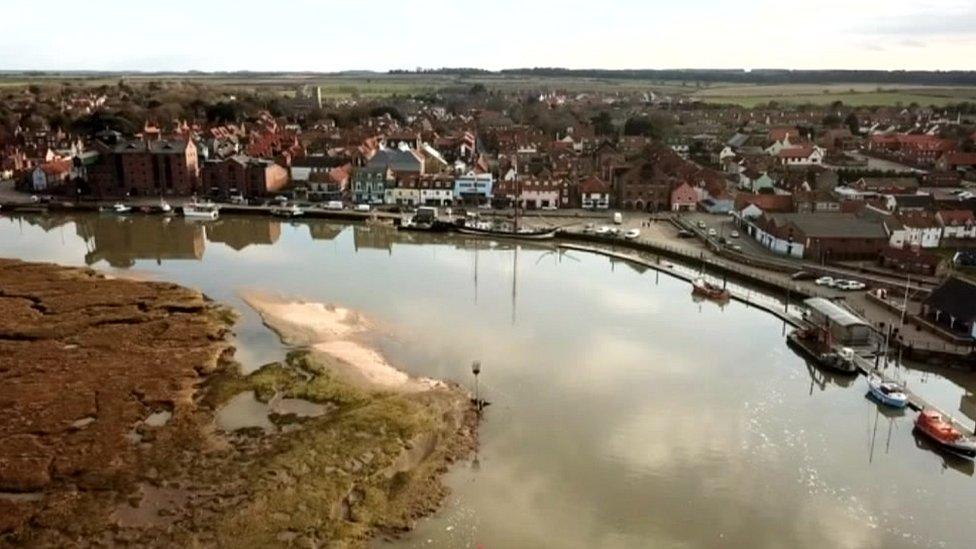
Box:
[39,159,72,176]
[937,209,975,226]
[942,152,976,167]
[579,176,609,194]
[777,145,815,159]
[735,193,794,213]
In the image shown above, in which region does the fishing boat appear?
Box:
[867,372,909,408]
[270,204,304,218]
[454,166,557,240]
[915,409,976,458]
[691,277,730,301]
[455,223,557,240]
[786,330,859,374]
[182,202,220,220]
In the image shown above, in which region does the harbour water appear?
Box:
[2,212,976,548]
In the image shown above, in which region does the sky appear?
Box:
[2,0,975,72]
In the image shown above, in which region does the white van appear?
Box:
[325,201,344,210]
[612,212,623,225]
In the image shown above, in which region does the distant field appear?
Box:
[4,74,976,106]
[0,73,694,97]
[691,84,976,107]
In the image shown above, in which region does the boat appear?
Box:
[455,222,557,240]
[112,203,132,214]
[271,204,304,218]
[867,372,909,408]
[786,330,859,375]
[691,277,730,301]
[182,202,220,220]
[159,200,173,215]
[915,409,976,458]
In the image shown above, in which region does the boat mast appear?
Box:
[514,154,520,232]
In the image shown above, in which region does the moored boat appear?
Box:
[915,409,976,458]
[786,330,859,374]
[867,372,909,408]
[271,204,304,218]
[112,203,132,214]
[455,224,557,240]
[182,202,220,220]
[160,200,173,215]
[691,277,730,302]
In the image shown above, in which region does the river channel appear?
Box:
[2,212,975,548]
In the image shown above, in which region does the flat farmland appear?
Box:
[691,83,976,106]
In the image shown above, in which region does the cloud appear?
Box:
[899,39,926,48]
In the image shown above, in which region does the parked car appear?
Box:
[730,244,743,252]
[707,228,718,237]
[815,276,837,287]
[324,201,344,210]
[677,230,696,239]
[730,230,740,238]
[609,227,621,236]
[624,229,640,240]
[790,271,817,281]
[595,226,611,235]
[835,280,867,291]
[697,221,707,229]
[583,223,595,233]
[354,204,371,212]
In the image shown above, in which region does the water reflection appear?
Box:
[76,216,205,268]
[4,212,976,548]
[912,429,976,477]
[206,217,281,251]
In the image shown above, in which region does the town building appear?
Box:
[670,182,699,211]
[937,210,976,240]
[28,159,73,192]
[744,212,888,260]
[454,172,493,206]
[579,176,610,209]
[922,277,976,339]
[351,166,393,205]
[88,138,200,197]
[200,155,288,197]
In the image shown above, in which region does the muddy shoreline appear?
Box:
[0,259,478,547]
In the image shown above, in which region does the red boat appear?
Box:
[691,277,730,302]
[915,409,976,458]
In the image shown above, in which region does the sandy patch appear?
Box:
[312,341,442,393]
[241,290,369,346]
[241,290,440,393]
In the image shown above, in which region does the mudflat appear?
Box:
[0,260,477,547]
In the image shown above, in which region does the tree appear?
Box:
[591,112,615,136]
[369,105,404,123]
[623,113,673,140]
[844,113,860,135]
[469,83,487,95]
[205,101,244,124]
[821,114,842,128]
